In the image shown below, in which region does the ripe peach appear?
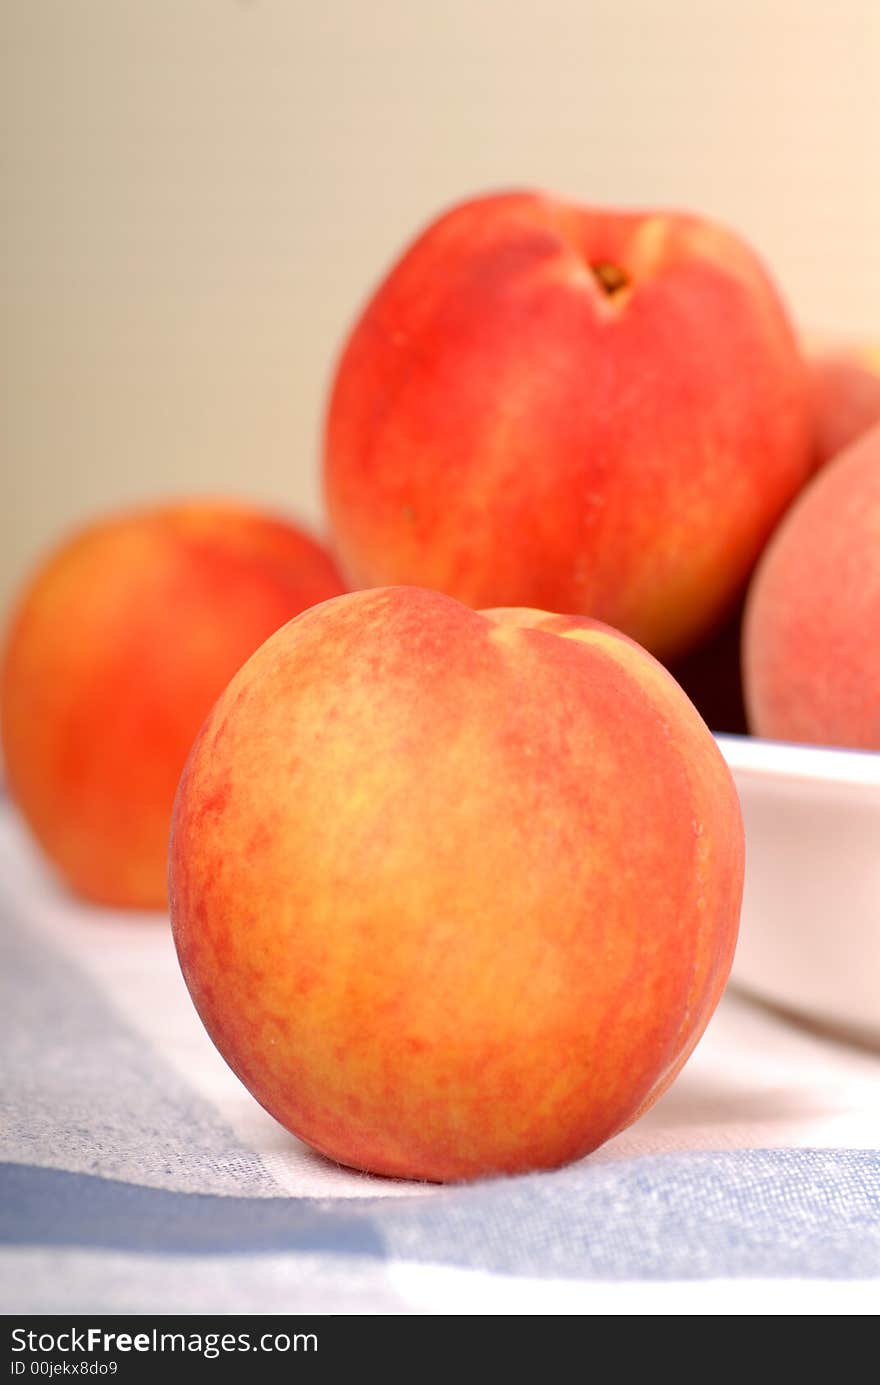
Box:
[324,189,811,661]
[1,500,345,907]
[170,585,744,1182]
[743,424,880,748]
[807,342,880,468]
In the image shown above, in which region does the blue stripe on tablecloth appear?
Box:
[3,1152,879,1279]
[0,871,281,1197]
[0,1163,381,1258]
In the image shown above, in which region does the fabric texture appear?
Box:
[2,802,879,1315]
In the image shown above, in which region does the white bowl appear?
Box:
[717,734,880,1046]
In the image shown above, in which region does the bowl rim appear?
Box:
[715,732,880,789]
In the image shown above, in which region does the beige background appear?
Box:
[3,0,879,618]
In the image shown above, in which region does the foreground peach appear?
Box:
[744,424,880,749]
[808,342,880,468]
[324,189,811,662]
[170,586,744,1182]
[1,500,345,908]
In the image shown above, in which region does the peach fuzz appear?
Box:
[324,189,812,662]
[0,500,346,908]
[169,585,744,1183]
[807,342,880,468]
[744,423,880,750]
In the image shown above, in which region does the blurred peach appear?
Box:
[807,341,880,468]
[744,424,880,749]
[325,189,811,661]
[1,499,345,908]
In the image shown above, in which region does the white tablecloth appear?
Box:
[2,802,879,1315]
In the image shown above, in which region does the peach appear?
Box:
[169,585,743,1182]
[743,424,880,750]
[324,189,812,662]
[807,342,880,468]
[1,500,345,908]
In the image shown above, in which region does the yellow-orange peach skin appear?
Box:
[169,586,744,1182]
[744,424,880,750]
[324,189,812,662]
[0,501,346,908]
